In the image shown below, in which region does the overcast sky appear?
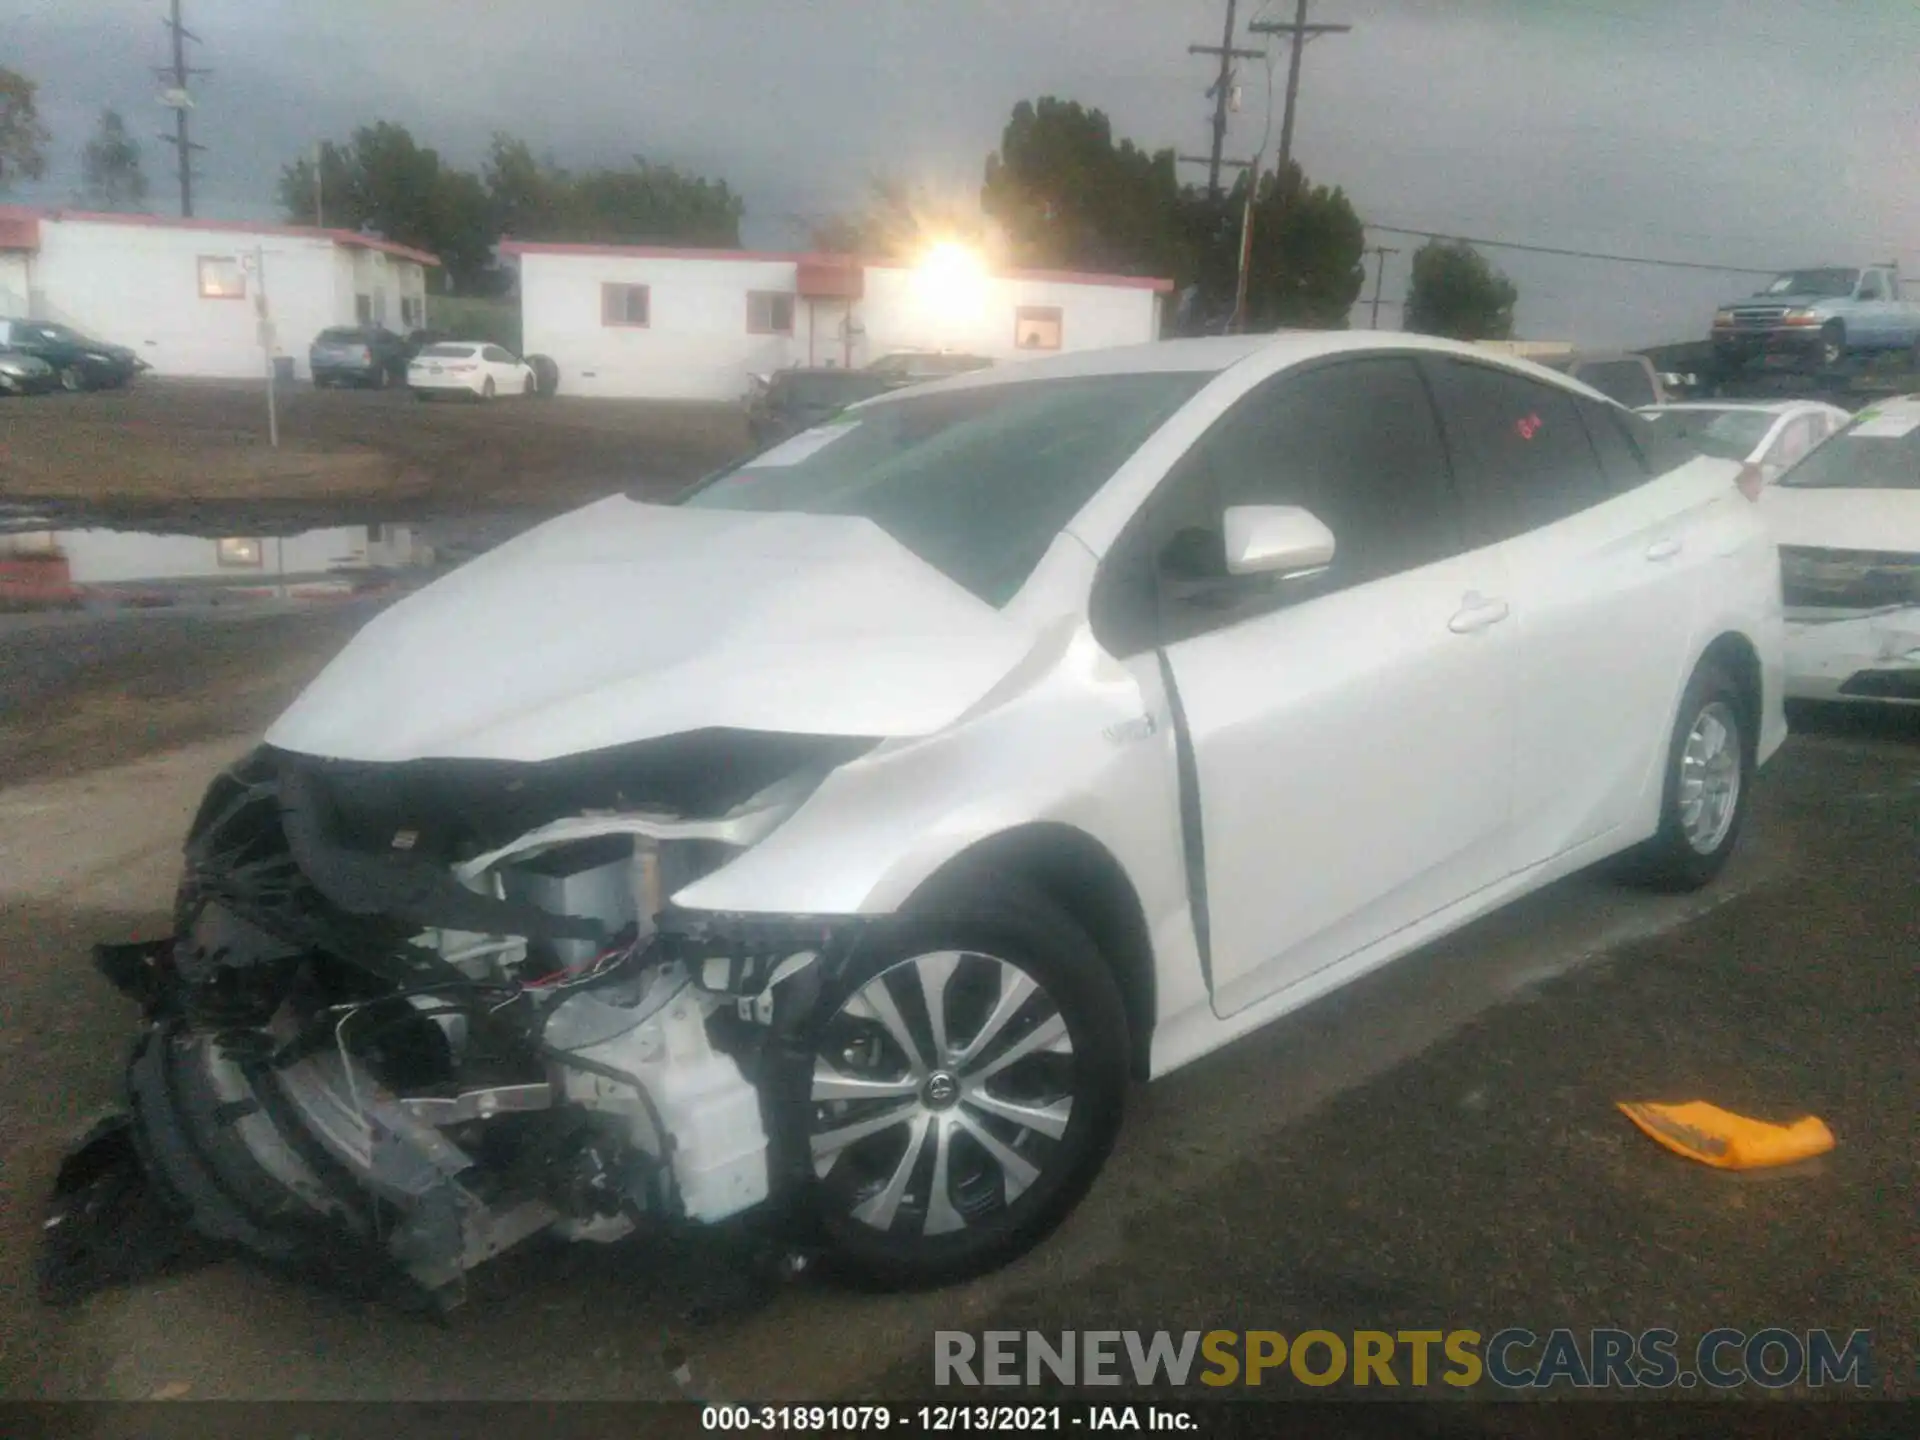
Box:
[7,0,1917,347]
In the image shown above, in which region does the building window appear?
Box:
[355,293,373,324]
[1015,305,1063,351]
[747,290,795,335]
[198,256,247,300]
[602,282,651,327]
[216,538,264,569]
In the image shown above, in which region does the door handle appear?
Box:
[1645,538,1683,562]
[1448,595,1511,634]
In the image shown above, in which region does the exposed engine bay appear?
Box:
[43,734,881,1312]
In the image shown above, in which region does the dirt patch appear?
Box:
[0,380,750,512]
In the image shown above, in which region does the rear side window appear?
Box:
[1576,398,1651,493]
[1572,359,1658,409]
[1426,360,1613,541]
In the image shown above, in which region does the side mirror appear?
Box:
[1222,504,1336,579]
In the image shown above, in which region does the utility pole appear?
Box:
[1183,0,1264,201]
[1239,0,1353,332]
[156,0,209,217]
[1367,245,1399,328]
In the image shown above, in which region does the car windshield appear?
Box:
[1763,269,1857,297]
[1777,412,1920,490]
[418,343,479,358]
[1641,408,1776,461]
[682,372,1212,605]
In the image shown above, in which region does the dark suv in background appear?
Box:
[309,326,413,388]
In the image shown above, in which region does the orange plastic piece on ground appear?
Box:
[1616,1100,1835,1170]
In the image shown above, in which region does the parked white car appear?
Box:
[408,340,536,400]
[1761,394,1920,705]
[58,332,1788,1309]
[1637,400,1852,485]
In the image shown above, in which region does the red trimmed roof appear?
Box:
[497,238,1175,293]
[0,206,439,266]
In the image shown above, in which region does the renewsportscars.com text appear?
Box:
[933,1328,1874,1391]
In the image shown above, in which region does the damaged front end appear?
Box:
[43,734,876,1312]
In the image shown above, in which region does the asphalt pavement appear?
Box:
[0,641,1912,1408]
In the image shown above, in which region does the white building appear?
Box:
[0,208,438,380]
[505,241,1174,400]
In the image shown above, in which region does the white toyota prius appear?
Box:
[56,332,1788,1309]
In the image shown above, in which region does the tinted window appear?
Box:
[1572,359,1658,409]
[1427,360,1612,540]
[1577,398,1651,492]
[683,372,1211,606]
[1094,359,1462,652]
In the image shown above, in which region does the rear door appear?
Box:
[1423,358,1714,866]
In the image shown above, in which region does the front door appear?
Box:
[1113,356,1518,1018]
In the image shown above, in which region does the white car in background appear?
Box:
[65,332,1787,1305]
[1636,400,1852,486]
[408,340,536,401]
[1761,395,1920,706]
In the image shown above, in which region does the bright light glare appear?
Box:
[913,241,990,330]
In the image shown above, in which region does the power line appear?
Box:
[1362,223,1781,277]
[1185,0,1265,200]
[1234,0,1352,330]
[155,0,209,217]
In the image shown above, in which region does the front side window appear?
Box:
[1093,358,1463,653]
[682,372,1210,607]
[747,291,795,335]
[1426,360,1613,542]
[602,282,651,327]
[199,256,246,300]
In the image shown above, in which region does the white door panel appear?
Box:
[1497,471,1721,863]
[1166,548,1516,1018]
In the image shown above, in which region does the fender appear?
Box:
[672,624,1192,939]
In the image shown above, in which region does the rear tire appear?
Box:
[1618,661,1752,893]
[796,876,1129,1290]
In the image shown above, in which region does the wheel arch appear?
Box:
[1695,629,1763,759]
[903,822,1157,1081]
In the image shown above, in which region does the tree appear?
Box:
[484,133,743,248]
[982,98,1188,278]
[978,96,1364,334]
[279,123,497,291]
[1404,239,1518,340]
[78,109,149,211]
[0,68,52,193]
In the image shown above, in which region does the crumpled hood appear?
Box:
[266,496,1041,763]
[1762,486,1920,554]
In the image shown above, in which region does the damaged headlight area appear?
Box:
[42,733,877,1312]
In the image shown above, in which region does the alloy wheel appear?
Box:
[1678,700,1741,855]
[809,951,1077,1238]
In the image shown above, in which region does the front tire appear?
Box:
[799,880,1129,1289]
[1620,661,1752,892]
[1818,321,1847,372]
